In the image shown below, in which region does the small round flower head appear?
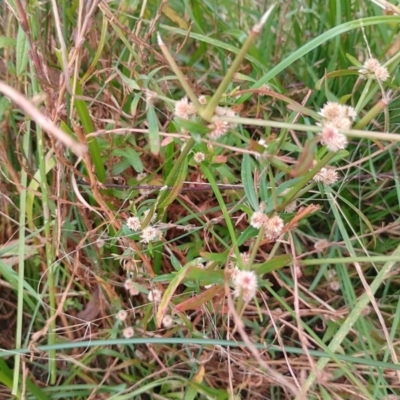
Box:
[313,168,339,185]
[329,280,340,291]
[207,120,229,140]
[96,238,105,249]
[198,95,207,105]
[124,279,134,290]
[124,279,140,296]
[250,210,268,229]
[319,102,344,121]
[343,105,357,121]
[326,269,337,280]
[232,270,258,302]
[322,169,339,185]
[193,152,205,163]
[359,57,390,81]
[116,310,128,321]
[319,124,348,152]
[162,315,173,328]
[123,327,134,339]
[318,102,356,130]
[148,288,162,302]
[214,106,236,118]
[314,239,329,252]
[174,97,196,119]
[140,226,162,244]
[127,216,141,231]
[284,200,297,213]
[134,349,147,360]
[264,215,284,240]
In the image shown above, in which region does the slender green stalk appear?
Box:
[201,164,241,263]
[355,78,372,113]
[200,5,276,121]
[163,138,195,187]
[299,255,400,265]
[12,124,30,396]
[30,71,57,383]
[220,115,400,141]
[354,98,388,130]
[157,33,200,109]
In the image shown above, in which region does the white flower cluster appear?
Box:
[318,102,356,153]
[358,58,390,82]
[231,269,258,302]
[126,210,162,244]
[250,208,285,241]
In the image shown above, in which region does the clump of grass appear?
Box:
[1,0,400,399]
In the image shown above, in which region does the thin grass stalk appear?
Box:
[157,137,195,207]
[157,33,200,108]
[200,5,276,122]
[201,164,241,264]
[220,115,400,142]
[12,124,30,396]
[30,67,57,383]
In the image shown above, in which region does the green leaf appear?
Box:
[0,97,11,120]
[346,53,362,67]
[147,105,160,155]
[242,154,259,210]
[158,157,188,209]
[118,71,141,90]
[253,254,292,274]
[112,159,130,175]
[16,27,28,76]
[112,148,143,173]
[173,117,210,135]
[0,36,16,49]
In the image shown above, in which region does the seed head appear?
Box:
[264,215,284,240]
[116,310,128,321]
[162,315,173,328]
[174,97,196,119]
[127,216,141,231]
[148,288,162,303]
[193,152,206,163]
[313,168,339,185]
[319,124,348,152]
[250,210,268,229]
[329,280,340,291]
[232,270,258,302]
[314,239,329,251]
[198,95,207,105]
[359,57,390,81]
[123,327,134,338]
[207,120,229,140]
[140,226,162,243]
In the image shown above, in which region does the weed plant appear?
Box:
[1,0,400,399]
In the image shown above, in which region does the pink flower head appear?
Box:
[232,270,258,302]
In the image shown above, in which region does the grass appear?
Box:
[1,0,400,399]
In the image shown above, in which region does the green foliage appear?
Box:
[1,0,400,399]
